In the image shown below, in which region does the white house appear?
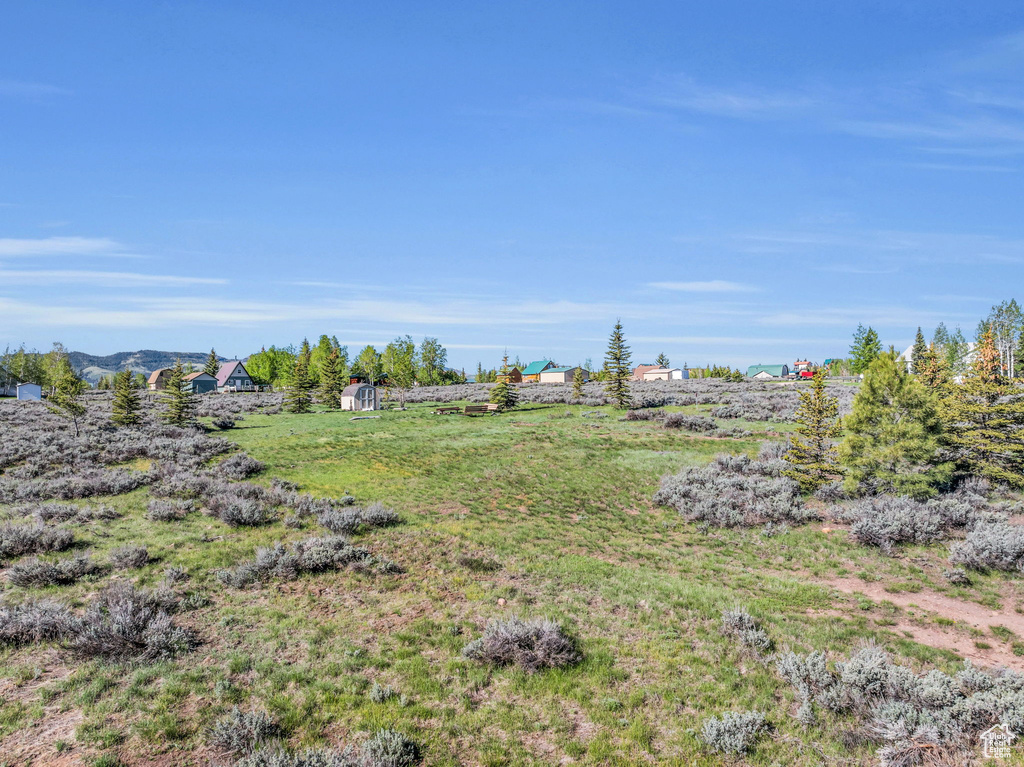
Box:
[897,342,977,374]
[16,383,42,400]
[341,383,378,411]
[539,366,589,383]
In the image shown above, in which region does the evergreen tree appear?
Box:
[317,348,344,409]
[204,349,220,378]
[285,340,314,414]
[849,324,882,374]
[475,362,484,383]
[932,322,951,352]
[48,357,87,436]
[489,355,519,411]
[916,343,950,391]
[161,359,197,427]
[603,320,632,409]
[910,327,928,374]
[946,327,969,376]
[783,370,842,492]
[941,329,1024,487]
[655,353,670,368]
[839,352,951,499]
[572,366,585,400]
[111,368,143,427]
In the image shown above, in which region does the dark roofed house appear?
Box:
[183,371,218,394]
[216,361,255,392]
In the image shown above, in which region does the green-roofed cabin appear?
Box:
[746,364,789,380]
[521,360,556,381]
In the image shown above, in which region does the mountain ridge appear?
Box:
[68,349,233,384]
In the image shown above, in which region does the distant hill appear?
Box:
[68,350,226,385]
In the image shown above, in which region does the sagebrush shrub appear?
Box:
[7,554,102,587]
[217,452,265,480]
[662,413,717,432]
[208,707,279,756]
[70,582,197,662]
[0,599,77,645]
[0,523,75,559]
[218,536,372,588]
[719,607,773,654]
[110,545,150,570]
[654,446,813,528]
[700,711,768,754]
[462,616,581,672]
[362,729,420,767]
[369,682,397,703]
[147,498,194,521]
[847,496,947,554]
[949,521,1024,571]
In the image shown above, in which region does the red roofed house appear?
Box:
[632,364,661,381]
[216,361,255,392]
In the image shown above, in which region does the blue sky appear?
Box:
[2,2,1023,370]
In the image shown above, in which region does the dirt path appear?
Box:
[824,577,1024,670]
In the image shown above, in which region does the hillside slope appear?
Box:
[68,349,223,384]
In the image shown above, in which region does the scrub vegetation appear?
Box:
[1,376,1022,766]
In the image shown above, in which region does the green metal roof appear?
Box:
[747,364,788,377]
[521,360,553,375]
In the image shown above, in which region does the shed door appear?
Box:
[359,387,373,410]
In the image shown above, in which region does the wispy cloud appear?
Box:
[648,280,758,293]
[0,270,226,287]
[0,236,125,257]
[0,79,69,99]
[641,75,816,118]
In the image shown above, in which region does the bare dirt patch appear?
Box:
[824,577,1024,669]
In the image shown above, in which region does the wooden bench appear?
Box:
[434,406,462,415]
[463,404,500,415]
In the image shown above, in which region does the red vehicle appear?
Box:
[799,370,815,378]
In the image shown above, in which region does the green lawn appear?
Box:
[0,401,1015,766]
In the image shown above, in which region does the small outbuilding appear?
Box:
[747,364,789,380]
[642,367,688,381]
[147,368,172,391]
[341,383,379,411]
[496,366,523,384]
[183,371,218,394]
[521,360,556,381]
[16,383,42,401]
[632,364,662,381]
[539,366,589,384]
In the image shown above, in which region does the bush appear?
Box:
[318,503,401,535]
[207,496,276,527]
[208,707,279,757]
[0,599,77,646]
[70,582,197,662]
[623,408,660,421]
[110,545,150,570]
[369,682,397,703]
[362,729,420,767]
[774,646,1024,764]
[218,536,372,588]
[949,521,1024,571]
[700,711,768,754]
[232,728,420,767]
[211,416,236,430]
[663,413,717,432]
[0,523,75,559]
[462,616,581,672]
[147,498,194,521]
[719,607,773,654]
[653,447,813,528]
[7,554,102,587]
[848,496,946,554]
[217,453,265,480]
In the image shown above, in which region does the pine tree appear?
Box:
[489,355,519,411]
[48,357,86,436]
[839,352,951,499]
[910,327,928,374]
[317,347,343,409]
[111,368,143,427]
[161,359,196,427]
[572,366,585,400]
[285,340,314,414]
[783,370,842,492]
[916,343,950,391]
[603,320,632,409]
[849,324,882,374]
[941,329,1024,487]
[204,349,220,378]
[655,353,670,368]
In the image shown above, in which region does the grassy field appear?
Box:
[2,399,1022,765]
